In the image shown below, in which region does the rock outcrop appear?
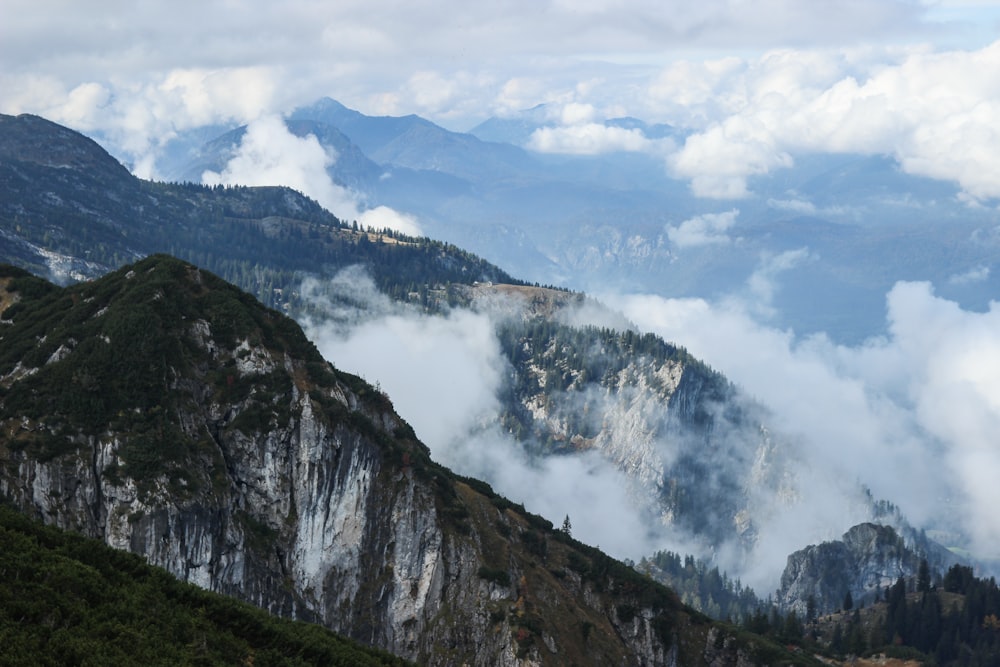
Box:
[776,522,961,616]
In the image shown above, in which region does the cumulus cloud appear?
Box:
[666,209,739,248]
[3,0,997,199]
[613,275,1000,567]
[663,42,1000,200]
[202,115,360,216]
[201,116,422,235]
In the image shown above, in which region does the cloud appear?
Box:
[1,0,956,146]
[200,116,422,235]
[663,42,1000,200]
[613,274,1000,567]
[949,265,990,285]
[741,248,812,318]
[666,209,739,248]
[202,115,361,217]
[358,206,424,237]
[528,123,657,155]
[301,269,680,561]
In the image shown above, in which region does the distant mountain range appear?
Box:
[147,97,1000,343]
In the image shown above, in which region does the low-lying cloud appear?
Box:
[302,271,664,560]
[299,258,1000,595]
[666,209,739,248]
[201,115,423,236]
[614,276,1000,565]
[528,123,658,155]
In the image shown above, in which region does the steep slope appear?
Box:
[0,256,816,666]
[491,313,769,549]
[0,503,410,666]
[1,114,947,606]
[777,522,962,617]
[0,112,521,305]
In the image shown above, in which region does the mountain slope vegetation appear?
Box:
[0,112,956,616]
[0,503,410,667]
[0,256,819,666]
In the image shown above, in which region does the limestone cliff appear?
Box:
[776,522,961,616]
[0,257,812,666]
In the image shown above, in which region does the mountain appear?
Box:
[288,97,540,183]
[170,118,385,193]
[776,522,960,617]
[0,112,522,305]
[277,100,1000,343]
[0,503,410,666]
[0,255,818,666]
[1,112,958,606]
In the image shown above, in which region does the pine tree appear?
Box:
[918,558,931,594]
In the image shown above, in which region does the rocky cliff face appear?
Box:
[488,309,793,554]
[0,257,804,666]
[776,522,961,616]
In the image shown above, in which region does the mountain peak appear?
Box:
[0,113,131,177]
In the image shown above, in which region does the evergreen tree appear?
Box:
[918,558,932,594]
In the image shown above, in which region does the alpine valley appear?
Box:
[1,111,999,664]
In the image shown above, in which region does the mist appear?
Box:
[201,115,423,236]
[613,271,1000,567]
[298,255,1000,599]
[301,270,673,562]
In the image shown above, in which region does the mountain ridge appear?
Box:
[0,112,958,604]
[0,254,817,666]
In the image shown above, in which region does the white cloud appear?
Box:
[358,205,424,237]
[949,265,990,285]
[199,115,421,233]
[613,275,1000,566]
[528,123,657,155]
[0,0,959,146]
[664,42,1000,200]
[302,270,665,560]
[741,248,812,318]
[201,115,361,218]
[666,209,739,248]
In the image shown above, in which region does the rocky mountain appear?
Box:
[1,112,955,608]
[0,503,410,666]
[777,522,961,617]
[0,255,817,666]
[244,99,1000,342]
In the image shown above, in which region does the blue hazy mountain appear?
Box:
[157,99,1000,343]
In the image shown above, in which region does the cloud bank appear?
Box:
[614,276,1000,564]
[6,0,1000,202]
[662,43,1000,200]
[302,271,664,560]
[298,261,1000,595]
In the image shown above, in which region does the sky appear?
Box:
[6,0,1000,587]
[5,1,1000,198]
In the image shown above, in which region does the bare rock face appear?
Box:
[0,257,792,666]
[776,522,958,616]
